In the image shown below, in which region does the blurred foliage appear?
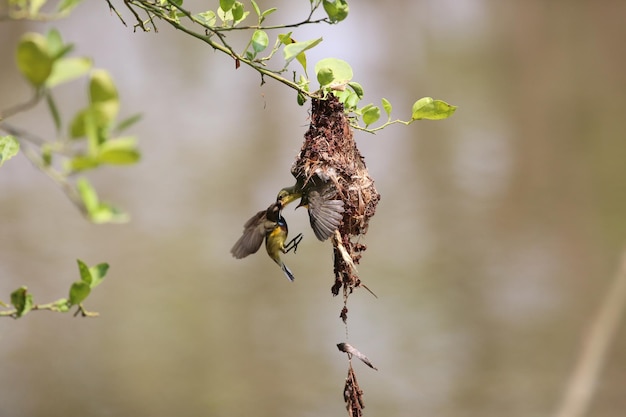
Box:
[1,0,140,316]
[120,0,456,131]
[0,260,110,318]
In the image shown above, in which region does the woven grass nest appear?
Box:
[291,95,380,316]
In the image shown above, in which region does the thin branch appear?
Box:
[553,249,626,417]
[124,0,324,99]
[19,142,88,217]
[0,89,44,121]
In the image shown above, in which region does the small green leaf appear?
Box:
[90,204,129,224]
[251,30,269,53]
[10,287,33,318]
[16,33,53,86]
[90,69,118,104]
[67,155,100,172]
[314,57,352,87]
[277,32,294,46]
[261,7,277,17]
[297,91,306,106]
[195,10,216,26]
[317,67,334,86]
[220,0,235,11]
[46,28,64,58]
[260,7,277,23]
[323,0,349,23]
[69,281,91,305]
[344,92,360,109]
[232,1,244,21]
[69,104,117,140]
[348,81,364,98]
[250,0,260,16]
[99,137,140,165]
[46,57,92,88]
[76,177,99,213]
[53,298,70,312]
[42,144,53,166]
[114,113,142,133]
[76,178,129,224]
[89,263,109,288]
[382,98,392,118]
[362,104,381,127]
[29,0,47,15]
[283,38,323,67]
[411,97,457,120]
[77,259,93,285]
[0,136,20,167]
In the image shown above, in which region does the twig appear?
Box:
[553,249,626,417]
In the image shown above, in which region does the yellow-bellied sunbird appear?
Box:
[277,178,344,241]
[231,202,303,281]
[265,212,303,281]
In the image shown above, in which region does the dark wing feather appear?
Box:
[231,210,268,258]
[306,189,344,241]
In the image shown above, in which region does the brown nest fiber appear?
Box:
[291,95,380,318]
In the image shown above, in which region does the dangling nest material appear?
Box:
[291,95,380,319]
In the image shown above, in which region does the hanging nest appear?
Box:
[291,95,380,319]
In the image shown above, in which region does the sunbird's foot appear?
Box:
[285,233,304,254]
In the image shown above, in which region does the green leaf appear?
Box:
[57,0,84,13]
[46,57,92,88]
[10,287,33,318]
[89,263,109,288]
[411,97,457,120]
[29,0,47,15]
[77,259,92,285]
[114,113,142,133]
[344,92,359,109]
[90,204,129,224]
[69,103,117,140]
[99,137,141,165]
[314,57,352,87]
[261,7,277,18]
[362,104,381,127]
[382,98,392,118]
[250,0,260,16]
[42,143,53,166]
[277,32,294,46]
[251,30,269,53]
[195,10,216,26]
[76,177,99,213]
[16,33,53,86]
[53,298,70,312]
[232,1,244,21]
[68,281,91,305]
[67,155,100,172]
[317,67,334,86]
[283,38,323,67]
[323,0,349,23]
[0,136,20,167]
[90,69,118,104]
[46,28,63,56]
[45,92,62,133]
[220,0,235,11]
[348,81,364,98]
[297,91,306,106]
[76,177,129,224]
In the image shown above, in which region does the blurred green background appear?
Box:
[2,1,626,416]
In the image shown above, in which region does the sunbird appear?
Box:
[231,202,303,281]
[277,177,344,241]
